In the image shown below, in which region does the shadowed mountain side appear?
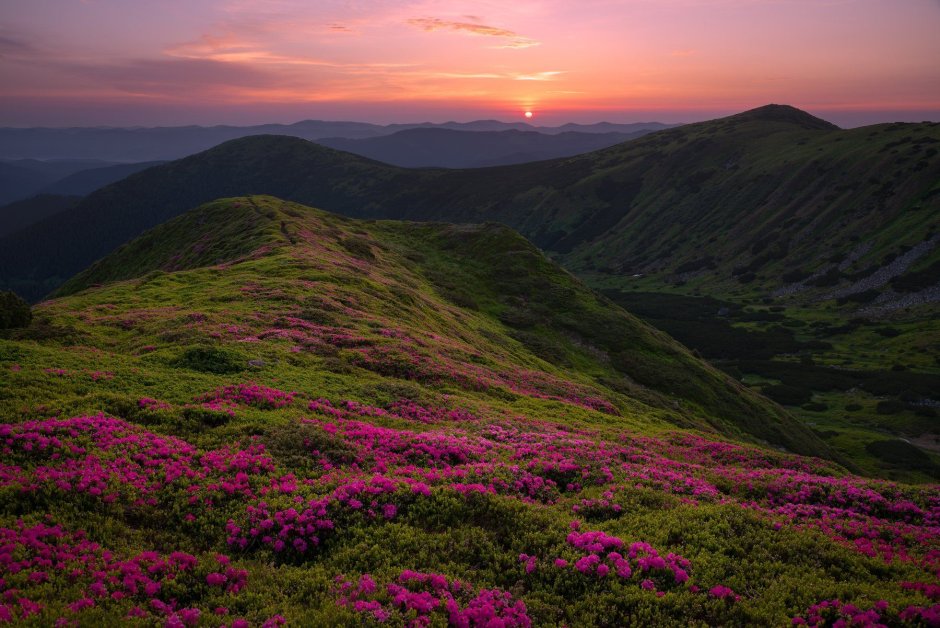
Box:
[2,105,938,303]
[0,194,82,238]
[0,158,120,204]
[39,161,166,196]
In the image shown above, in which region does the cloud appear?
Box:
[165,34,381,68]
[498,39,541,50]
[407,17,517,38]
[407,17,539,49]
[0,31,41,60]
[514,71,564,81]
[421,70,564,81]
[74,58,278,92]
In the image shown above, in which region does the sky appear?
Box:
[1,0,939,127]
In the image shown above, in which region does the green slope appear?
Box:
[51,195,831,459]
[2,196,938,626]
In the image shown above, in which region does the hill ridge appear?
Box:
[726,104,840,130]
[53,194,837,460]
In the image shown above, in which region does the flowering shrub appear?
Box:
[0,416,275,509]
[0,520,247,625]
[788,598,940,626]
[535,525,694,593]
[196,383,296,412]
[335,571,531,626]
[790,599,887,626]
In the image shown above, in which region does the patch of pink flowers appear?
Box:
[534,524,693,593]
[138,397,172,411]
[788,598,940,627]
[335,570,531,626]
[0,415,275,508]
[196,383,296,411]
[0,520,247,625]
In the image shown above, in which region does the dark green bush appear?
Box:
[802,402,828,412]
[836,290,880,305]
[340,236,375,260]
[173,346,243,374]
[865,439,936,472]
[0,291,31,329]
[762,384,812,406]
[875,400,905,415]
[181,404,233,427]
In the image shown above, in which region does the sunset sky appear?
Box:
[1,0,939,127]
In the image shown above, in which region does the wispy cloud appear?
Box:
[164,33,412,71]
[514,71,564,81]
[423,70,564,81]
[407,17,539,49]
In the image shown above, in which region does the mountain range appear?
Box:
[0,119,675,162]
[316,128,652,168]
[4,105,936,306]
[0,159,163,205]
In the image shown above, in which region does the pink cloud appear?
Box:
[407,17,539,48]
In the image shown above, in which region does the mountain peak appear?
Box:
[729,104,840,130]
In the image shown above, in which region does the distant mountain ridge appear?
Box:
[0,119,676,162]
[317,128,653,168]
[0,158,117,205]
[0,158,162,205]
[39,161,165,196]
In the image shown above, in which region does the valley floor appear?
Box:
[591,282,940,484]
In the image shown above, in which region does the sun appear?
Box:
[524,111,533,118]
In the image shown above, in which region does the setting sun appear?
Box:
[524,111,533,119]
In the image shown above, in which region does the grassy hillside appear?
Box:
[1,196,937,626]
[53,196,827,458]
